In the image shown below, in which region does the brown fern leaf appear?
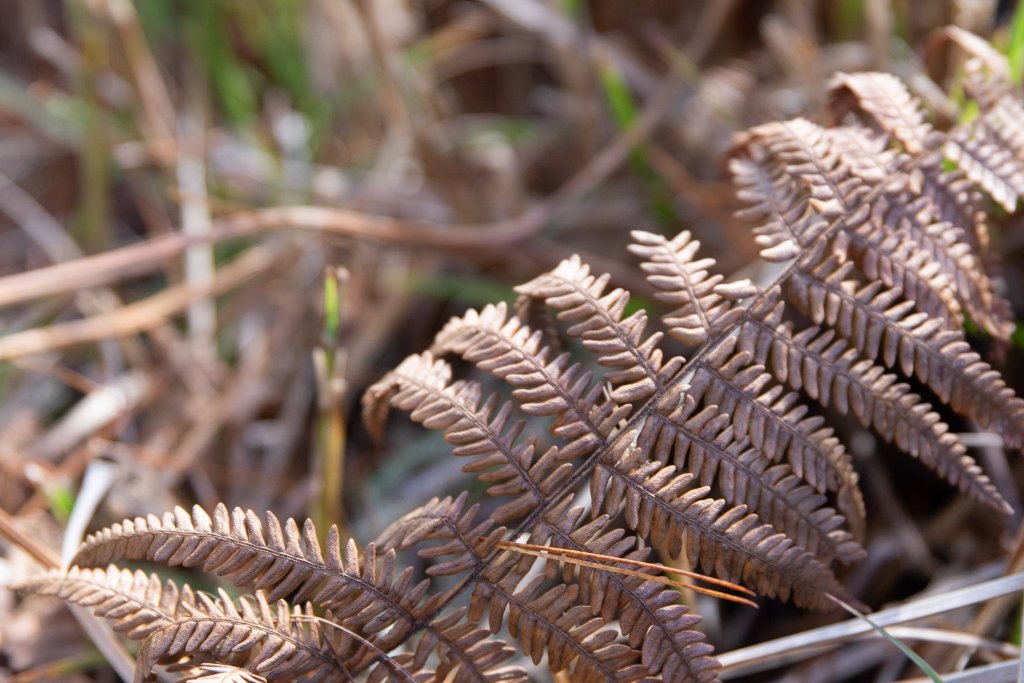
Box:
[134,590,345,683]
[14,569,324,682]
[913,155,989,252]
[828,72,935,154]
[16,565,195,641]
[72,504,406,607]
[864,195,1008,335]
[945,119,1024,212]
[430,303,627,460]
[737,116,1013,337]
[442,261,863,562]
[362,346,455,442]
[369,606,526,683]
[729,151,826,262]
[428,293,862,578]
[537,507,720,683]
[492,580,646,682]
[368,497,528,683]
[592,446,855,609]
[363,351,570,524]
[468,543,647,682]
[818,131,962,315]
[514,255,680,404]
[69,505,442,666]
[634,395,866,557]
[379,494,720,682]
[392,498,654,682]
[687,337,858,503]
[739,118,882,222]
[627,230,757,346]
[981,95,1024,161]
[509,251,860,559]
[375,494,502,578]
[823,72,992,251]
[824,124,1011,337]
[735,121,972,331]
[739,298,1009,513]
[429,269,862,580]
[789,253,1024,451]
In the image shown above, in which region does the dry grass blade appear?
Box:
[0,507,61,570]
[897,660,1021,683]
[717,572,1024,678]
[878,627,1018,657]
[495,540,758,607]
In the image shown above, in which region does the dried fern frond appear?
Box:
[592,445,854,608]
[72,504,427,620]
[514,254,681,403]
[134,590,345,683]
[828,71,935,154]
[18,28,1024,683]
[363,352,570,525]
[738,298,1007,513]
[627,230,756,346]
[15,569,343,682]
[384,495,652,682]
[420,306,862,604]
[377,493,719,681]
[429,302,629,465]
[635,392,867,553]
[788,253,1024,452]
[16,566,195,641]
[945,119,1024,212]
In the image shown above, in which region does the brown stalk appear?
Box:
[0,246,278,361]
[0,508,60,569]
[92,0,176,165]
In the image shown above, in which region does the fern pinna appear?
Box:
[15,28,1024,683]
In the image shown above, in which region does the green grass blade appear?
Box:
[826,594,944,682]
[1008,0,1024,85]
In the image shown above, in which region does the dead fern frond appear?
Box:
[133,590,345,683]
[16,566,195,641]
[627,230,756,346]
[16,27,1024,683]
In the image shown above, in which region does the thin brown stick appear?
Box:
[0,246,278,361]
[0,507,61,569]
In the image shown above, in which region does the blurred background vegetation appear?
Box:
[1,1,1023,681]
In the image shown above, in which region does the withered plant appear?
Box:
[14,27,1024,683]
